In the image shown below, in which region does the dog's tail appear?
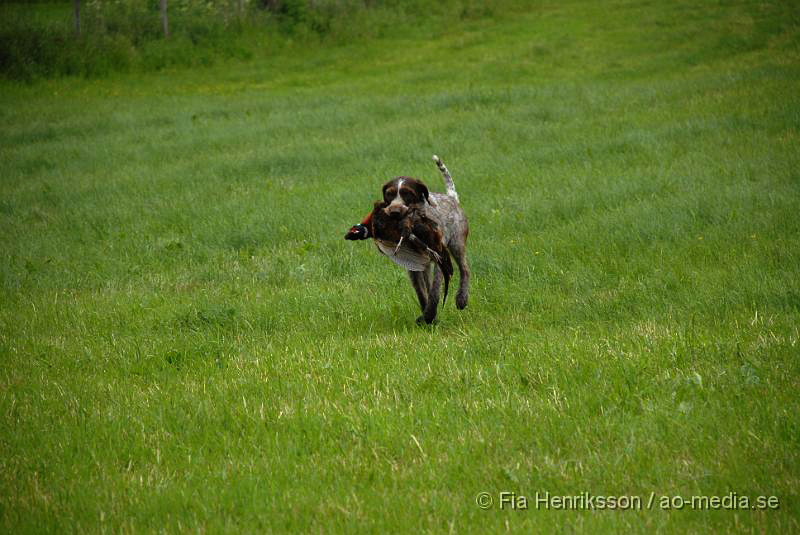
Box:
[432,155,458,201]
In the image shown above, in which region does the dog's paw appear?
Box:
[416,314,437,326]
[456,290,468,310]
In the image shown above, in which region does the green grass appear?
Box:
[1,0,799,532]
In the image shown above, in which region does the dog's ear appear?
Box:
[382,180,397,203]
[419,182,437,207]
[414,181,432,205]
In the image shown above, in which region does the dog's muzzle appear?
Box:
[384,205,407,218]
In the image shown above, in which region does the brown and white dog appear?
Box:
[345,156,470,324]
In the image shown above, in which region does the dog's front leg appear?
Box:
[420,265,442,324]
[408,270,429,314]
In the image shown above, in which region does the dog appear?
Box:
[369,199,454,306]
[345,155,469,324]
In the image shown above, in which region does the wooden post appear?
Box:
[74,0,81,36]
[160,0,169,38]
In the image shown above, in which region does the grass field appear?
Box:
[1,0,799,532]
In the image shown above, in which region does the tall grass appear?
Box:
[0,0,512,81]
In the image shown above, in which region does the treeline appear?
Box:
[0,0,505,81]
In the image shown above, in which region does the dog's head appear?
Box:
[381,177,430,219]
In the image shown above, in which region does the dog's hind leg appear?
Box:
[447,239,470,310]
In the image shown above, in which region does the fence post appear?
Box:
[74,0,81,36]
[160,0,169,38]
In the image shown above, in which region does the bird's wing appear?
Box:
[375,240,430,272]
